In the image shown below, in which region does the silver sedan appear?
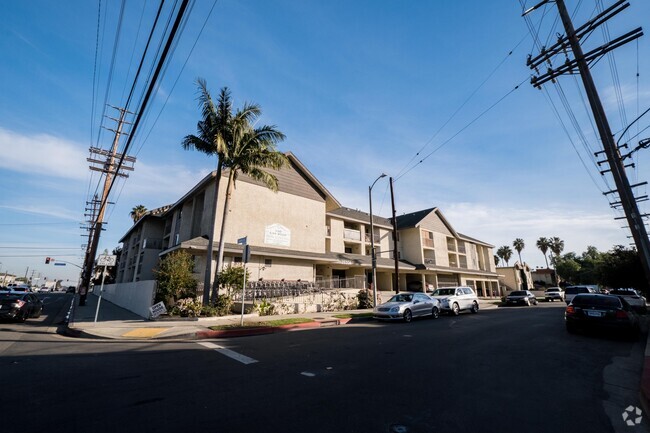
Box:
[373,292,440,322]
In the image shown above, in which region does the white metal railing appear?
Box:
[343,229,361,241]
[424,258,436,265]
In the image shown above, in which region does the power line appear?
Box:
[396,76,529,181]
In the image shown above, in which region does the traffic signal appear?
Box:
[45,257,51,264]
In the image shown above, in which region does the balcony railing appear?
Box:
[447,239,456,252]
[423,238,434,248]
[343,228,361,241]
[424,257,436,266]
[458,243,466,254]
[364,233,380,243]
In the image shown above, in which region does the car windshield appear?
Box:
[510,291,526,296]
[546,288,559,292]
[432,289,455,296]
[572,295,621,308]
[610,289,636,295]
[565,287,589,294]
[388,294,413,303]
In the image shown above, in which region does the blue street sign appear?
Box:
[237,236,247,245]
[54,263,66,266]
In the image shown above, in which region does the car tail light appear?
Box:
[615,310,628,319]
[11,300,25,308]
[565,306,575,315]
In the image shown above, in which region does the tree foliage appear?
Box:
[496,246,513,266]
[513,238,525,264]
[155,250,198,306]
[553,245,646,294]
[130,205,148,223]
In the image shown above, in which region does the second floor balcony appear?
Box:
[343,228,361,242]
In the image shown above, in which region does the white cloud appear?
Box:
[443,202,628,266]
[0,204,80,221]
[0,127,87,180]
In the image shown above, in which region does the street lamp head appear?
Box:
[379,173,387,178]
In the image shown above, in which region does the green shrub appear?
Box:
[201,304,218,317]
[256,299,275,316]
[170,297,202,317]
[154,250,198,307]
[357,289,373,309]
[214,294,234,316]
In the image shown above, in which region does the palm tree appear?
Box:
[130,205,147,223]
[497,246,513,266]
[549,237,564,260]
[494,255,500,266]
[536,237,551,268]
[181,79,232,305]
[549,237,564,285]
[213,105,288,302]
[513,238,525,265]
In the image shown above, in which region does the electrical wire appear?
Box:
[394,32,530,179]
[396,76,529,181]
[136,0,219,155]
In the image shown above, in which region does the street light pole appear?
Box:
[369,174,386,307]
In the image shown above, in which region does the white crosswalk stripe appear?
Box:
[197,341,258,365]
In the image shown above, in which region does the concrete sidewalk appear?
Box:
[66,293,501,340]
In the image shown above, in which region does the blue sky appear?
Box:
[1,0,649,285]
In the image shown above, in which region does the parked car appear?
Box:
[0,293,43,322]
[565,293,640,337]
[505,290,538,306]
[564,286,595,305]
[373,292,440,322]
[609,288,647,314]
[429,286,479,315]
[544,287,565,302]
[7,284,31,292]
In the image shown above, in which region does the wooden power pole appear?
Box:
[80,106,135,305]
[526,0,650,286]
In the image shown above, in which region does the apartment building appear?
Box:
[116,152,500,297]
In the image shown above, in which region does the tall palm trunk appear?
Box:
[203,160,223,305]
[212,169,236,302]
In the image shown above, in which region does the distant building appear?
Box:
[531,267,556,287]
[497,262,534,293]
[116,152,500,296]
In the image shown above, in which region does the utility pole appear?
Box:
[526,0,650,286]
[80,106,135,305]
[389,177,400,293]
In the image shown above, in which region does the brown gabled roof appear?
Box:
[328,207,392,227]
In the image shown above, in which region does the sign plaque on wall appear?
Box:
[264,224,291,247]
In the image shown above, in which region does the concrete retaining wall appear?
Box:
[98,280,157,319]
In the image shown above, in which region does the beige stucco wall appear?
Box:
[234,257,315,281]
[327,217,345,253]
[399,228,423,263]
[208,181,326,253]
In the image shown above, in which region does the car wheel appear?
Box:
[451,303,460,316]
[431,306,440,319]
[470,301,479,314]
[533,300,538,306]
[403,309,413,323]
[18,310,28,323]
[525,299,531,306]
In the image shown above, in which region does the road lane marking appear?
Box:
[301,372,315,377]
[198,342,258,365]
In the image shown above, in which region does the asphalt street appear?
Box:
[0,297,647,433]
